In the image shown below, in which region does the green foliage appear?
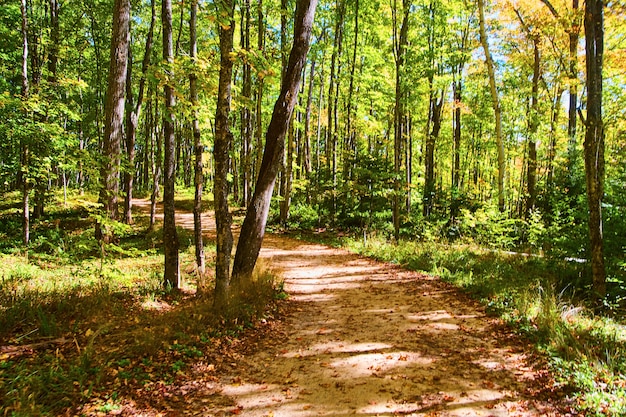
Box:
[0,193,282,415]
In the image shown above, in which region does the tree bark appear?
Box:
[213,0,236,307]
[231,0,318,286]
[423,88,443,218]
[326,0,345,224]
[190,0,206,292]
[240,0,253,206]
[162,0,180,289]
[526,38,540,218]
[98,0,130,241]
[124,0,155,224]
[583,0,605,298]
[478,0,505,212]
[254,0,265,183]
[392,0,410,240]
[20,0,30,246]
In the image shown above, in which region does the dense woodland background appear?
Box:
[2,0,624,296]
[1,0,626,414]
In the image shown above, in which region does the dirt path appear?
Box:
[134,200,564,416]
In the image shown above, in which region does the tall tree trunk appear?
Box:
[583,0,605,298]
[162,0,180,289]
[478,0,505,212]
[124,0,155,224]
[567,0,581,177]
[452,73,462,190]
[326,0,345,224]
[231,0,318,286]
[99,0,130,240]
[190,0,206,291]
[525,38,540,218]
[213,0,236,307]
[345,0,359,180]
[545,86,564,209]
[392,0,410,240]
[240,0,252,206]
[303,58,315,203]
[423,88,443,218]
[255,0,265,182]
[20,0,30,246]
[278,0,292,223]
[280,121,295,223]
[150,90,162,231]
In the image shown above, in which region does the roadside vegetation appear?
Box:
[273,199,626,416]
[0,191,283,416]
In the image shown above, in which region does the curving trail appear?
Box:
[133,199,564,417]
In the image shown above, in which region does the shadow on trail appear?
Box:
[190,235,562,416]
[129,200,563,416]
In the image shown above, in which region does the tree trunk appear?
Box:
[20,0,30,246]
[213,0,236,307]
[124,0,155,224]
[345,0,359,180]
[327,0,345,224]
[190,0,206,292]
[567,0,581,177]
[240,0,252,206]
[150,90,162,232]
[452,73,462,189]
[98,0,130,240]
[583,0,605,299]
[162,0,180,289]
[423,89,443,218]
[526,38,540,218]
[392,0,410,240]
[231,0,318,286]
[255,0,265,183]
[478,0,505,212]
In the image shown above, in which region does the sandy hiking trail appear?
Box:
[133,200,564,416]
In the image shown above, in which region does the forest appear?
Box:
[1,0,626,415]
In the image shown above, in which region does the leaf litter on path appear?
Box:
[91,201,568,416]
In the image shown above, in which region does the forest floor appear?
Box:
[123,200,568,417]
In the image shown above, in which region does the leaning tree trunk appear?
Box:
[213,0,236,307]
[231,0,318,287]
[583,0,605,299]
[162,0,180,289]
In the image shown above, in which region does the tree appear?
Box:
[190,0,206,291]
[20,0,30,246]
[583,0,605,298]
[124,0,156,225]
[231,0,319,287]
[162,0,180,289]
[477,0,505,212]
[213,0,236,306]
[392,0,410,238]
[99,0,130,232]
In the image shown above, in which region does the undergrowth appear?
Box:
[0,190,283,416]
[346,237,626,416]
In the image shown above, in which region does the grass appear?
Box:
[343,236,626,416]
[0,189,283,416]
